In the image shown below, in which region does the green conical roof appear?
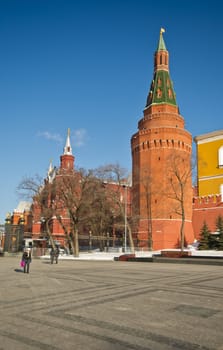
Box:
[157,29,166,51]
[146,71,177,107]
[145,29,177,108]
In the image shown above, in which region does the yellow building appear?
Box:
[194,130,223,196]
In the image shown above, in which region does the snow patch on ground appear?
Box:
[40,249,223,261]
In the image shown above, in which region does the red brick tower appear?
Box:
[60,128,75,172]
[32,129,75,245]
[50,128,75,241]
[131,29,194,250]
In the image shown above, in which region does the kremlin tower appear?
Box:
[131,29,194,250]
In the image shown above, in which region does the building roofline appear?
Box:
[194,130,223,143]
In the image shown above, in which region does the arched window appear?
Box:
[218,146,223,167]
[156,88,162,98]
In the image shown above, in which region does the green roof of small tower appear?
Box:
[146,29,177,108]
[157,28,166,50]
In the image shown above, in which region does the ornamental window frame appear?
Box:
[218,146,223,168]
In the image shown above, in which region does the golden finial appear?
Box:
[160,27,165,35]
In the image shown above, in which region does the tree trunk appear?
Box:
[127,222,135,253]
[73,228,79,257]
[180,196,185,252]
[46,220,56,250]
[68,236,75,256]
[56,215,75,254]
[180,222,185,251]
[180,213,185,252]
[148,219,153,251]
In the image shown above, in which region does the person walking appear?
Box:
[22,250,32,273]
[55,246,59,264]
[50,246,60,264]
[50,248,55,264]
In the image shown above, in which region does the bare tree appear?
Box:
[17,163,133,255]
[166,152,194,251]
[16,174,43,200]
[94,163,134,252]
[54,168,115,255]
[55,214,75,255]
[140,169,153,250]
[17,176,57,249]
[54,170,83,257]
[131,165,163,251]
[80,177,114,251]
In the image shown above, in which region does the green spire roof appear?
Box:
[145,29,177,108]
[146,71,177,107]
[157,28,166,51]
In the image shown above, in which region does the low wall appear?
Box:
[161,250,191,258]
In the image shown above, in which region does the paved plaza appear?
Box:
[0,256,223,350]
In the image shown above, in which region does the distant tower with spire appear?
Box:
[131,29,194,250]
[47,159,56,183]
[60,128,75,172]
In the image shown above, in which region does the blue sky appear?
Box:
[0,0,222,223]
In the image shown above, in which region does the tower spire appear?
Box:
[145,28,177,108]
[157,28,166,51]
[60,128,75,172]
[47,159,56,183]
[64,128,72,155]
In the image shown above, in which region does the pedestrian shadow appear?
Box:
[14,268,23,273]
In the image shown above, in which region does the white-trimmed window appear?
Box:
[218,146,223,167]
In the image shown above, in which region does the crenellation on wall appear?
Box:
[192,194,223,238]
[132,136,192,153]
[193,194,222,207]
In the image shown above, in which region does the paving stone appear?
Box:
[0,257,222,350]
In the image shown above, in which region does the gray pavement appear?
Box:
[0,256,223,350]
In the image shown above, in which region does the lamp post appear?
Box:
[89,230,92,251]
[123,185,127,253]
[106,232,110,252]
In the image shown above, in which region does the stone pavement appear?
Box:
[0,256,223,350]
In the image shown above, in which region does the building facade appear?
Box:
[30,129,132,252]
[31,128,77,247]
[192,130,223,238]
[194,130,223,197]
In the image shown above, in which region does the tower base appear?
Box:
[137,219,195,251]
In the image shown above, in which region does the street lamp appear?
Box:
[89,230,92,251]
[123,185,127,253]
